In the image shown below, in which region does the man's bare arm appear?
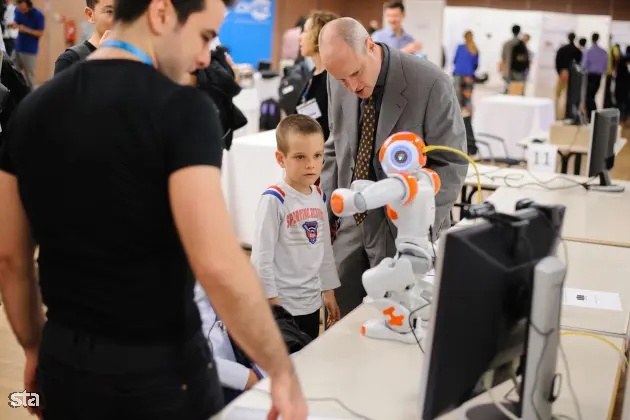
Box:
[169,166,293,378]
[0,171,43,352]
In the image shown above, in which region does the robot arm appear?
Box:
[330,176,411,218]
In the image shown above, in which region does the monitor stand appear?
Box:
[586,171,625,193]
[464,255,566,420]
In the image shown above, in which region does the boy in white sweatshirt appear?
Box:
[251,114,340,340]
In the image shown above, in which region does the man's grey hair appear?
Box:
[319,17,370,54]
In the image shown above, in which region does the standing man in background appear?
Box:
[582,32,608,121]
[318,18,467,317]
[500,25,528,93]
[554,32,583,119]
[8,0,43,88]
[54,0,114,74]
[371,2,421,55]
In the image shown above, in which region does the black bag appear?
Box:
[67,43,92,61]
[278,61,311,115]
[0,54,31,147]
[259,98,281,131]
[229,305,312,367]
[510,40,530,74]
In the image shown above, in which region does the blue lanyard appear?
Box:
[100,39,154,67]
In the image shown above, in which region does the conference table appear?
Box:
[214,303,622,420]
[484,184,630,248]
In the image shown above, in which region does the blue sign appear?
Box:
[218,0,275,67]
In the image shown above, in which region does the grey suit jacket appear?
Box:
[320,48,468,237]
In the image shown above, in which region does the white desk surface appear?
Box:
[465,164,589,191]
[214,303,621,420]
[560,241,630,338]
[485,185,630,248]
[517,133,627,155]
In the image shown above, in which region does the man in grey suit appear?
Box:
[318,18,468,317]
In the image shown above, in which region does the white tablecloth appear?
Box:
[225,130,283,245]
[472,95,555,160]
[232,87,260,138]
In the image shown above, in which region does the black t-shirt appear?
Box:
[297,70,329,140]
[0,59,224,345]
[54,41,97,75]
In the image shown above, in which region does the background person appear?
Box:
[8,0,44,88]
[371,2,420,55]
[582,32,608,121]
[0,0,307,419]
[295,10,340,142]
[452,30,479,116]
[554,32,583,119]
[54,0,114,74]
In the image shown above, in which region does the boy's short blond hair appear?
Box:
[276,114,323,154]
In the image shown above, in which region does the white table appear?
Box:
[213,303,622,420]
[484,185,630,248]
[226,130,283,246]
[473,95,555,160]
[233,87,261,138]
[517,133,627,176]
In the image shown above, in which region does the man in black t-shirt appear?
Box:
[54,0,113,74]
[0,1,307,419]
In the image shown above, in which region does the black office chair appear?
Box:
[463,115,522,168]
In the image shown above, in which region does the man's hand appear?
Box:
[24,348,42,419]
[323,290,340,328]
[268,368,308,420]
[402,41,421,54]
[8,21,17,29]
[268,297,281,306]
[245,369,259,390]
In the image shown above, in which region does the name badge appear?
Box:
[296,98,322,119]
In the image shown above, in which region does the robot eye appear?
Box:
[394,149,409,164]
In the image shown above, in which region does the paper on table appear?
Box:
[563,288,623,311]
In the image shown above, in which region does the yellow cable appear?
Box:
[560,331,629,368]
[422,145,482,204]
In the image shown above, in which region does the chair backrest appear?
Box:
[463,115,478,155]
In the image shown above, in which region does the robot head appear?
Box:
[378,131,427,176]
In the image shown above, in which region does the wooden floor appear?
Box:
[2,125,630,420]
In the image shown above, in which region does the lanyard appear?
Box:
[100,39,154,67]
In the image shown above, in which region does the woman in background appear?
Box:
[295,10,340,142]
[453,30,479,116]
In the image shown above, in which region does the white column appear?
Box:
[402,0,445,68]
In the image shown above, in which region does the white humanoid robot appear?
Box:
[330,131,440,344]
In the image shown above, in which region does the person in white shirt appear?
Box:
[251,114,341,340]
[194,283,264,403]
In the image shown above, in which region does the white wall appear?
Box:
[611,21,630,52]
[403,0,445,68]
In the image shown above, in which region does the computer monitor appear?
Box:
[564,62,586,125]
[586,108,624,192]
[419,200,566,420]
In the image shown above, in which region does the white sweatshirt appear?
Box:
[250,180,340,316]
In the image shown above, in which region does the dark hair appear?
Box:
[568,32,575,43]
[512,25,520,36]
[17,0,33,6]
[578,37,587,47]
[114,0,235,24]
[384,1,405,13]
[592,33,599,43]
[276,115,323,154]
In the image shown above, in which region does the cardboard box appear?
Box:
[549,121,623,150]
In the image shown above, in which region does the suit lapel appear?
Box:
[375,49,407,159]
[342,91,360,164]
